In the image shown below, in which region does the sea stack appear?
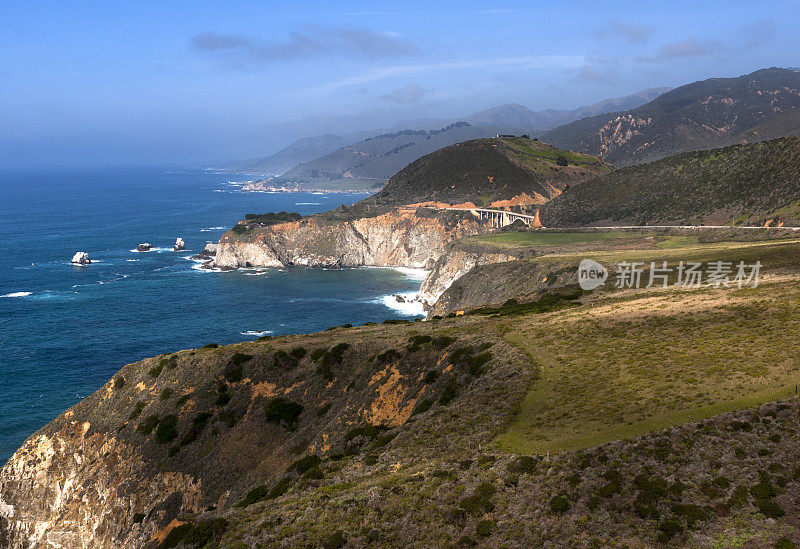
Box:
[173,237,186,251]
[70,252,91,265]
[192,241,218,260]
[137,243,153,252]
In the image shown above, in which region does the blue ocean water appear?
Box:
[0,167,425,462]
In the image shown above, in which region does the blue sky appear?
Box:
[1,0,798,167]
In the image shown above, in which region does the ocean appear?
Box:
[0,167,425,462]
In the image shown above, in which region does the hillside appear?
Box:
[544,67,800,166]
[279,122,524,185]
[360,136,612,207]
[5,235,800,546]
[232,88,666,180]
[539,136,800,227]
[465,88,669,131]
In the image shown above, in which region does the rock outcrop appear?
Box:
[70,251,91,265]
[418,243,521,310]
[213,209,486,270]
[191,242,217,261]
[173,238,185,252]
[137,243,153,252]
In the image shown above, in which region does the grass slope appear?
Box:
[540,136,800,227]
[360,136,611,207]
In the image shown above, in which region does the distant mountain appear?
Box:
[464,88,669,131]
[234,88,668,180]
[233,131,376,175]
[359,136,611,207]
[540,136,800,227]
[280,122,526,185]
[543,68,800,167]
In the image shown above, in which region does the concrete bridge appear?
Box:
[421,205,541,228]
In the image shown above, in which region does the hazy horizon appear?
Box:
[2,0,799,168]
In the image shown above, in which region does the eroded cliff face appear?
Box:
[0,326,523,548]
[418,243,521,310]
[213,209,485,270]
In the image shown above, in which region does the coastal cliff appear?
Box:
[213,208,486,270]
[0,323,529,548]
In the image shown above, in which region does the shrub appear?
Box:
[317,403,332,417]
[310,348,326,361]
[598,481,620,498]
[267,477,292,499]
[158,522,193,548]
[217,408,240,428]
[657,518,682,542]
[304,466,324,479]
[775,537,796,549]
[235,484,269,508]
[467,352,492,376]
[671,504,708,528]
[176,393,192,407]
[438,379,458,405]
[513,456,538,474]
[201,343,219,349]
[148,364,164,378]
[459,484,495,515]
[224,363,244,382]
[137,414,160,435]
[230,352,252,366]
[711,476,731,489]
[345,424,386,442]
[291,455,321,474]
[728,485,749,507]
[215,392,232,407]
[750,482,776,499]
[114,376,125,389]
[476,519,495,537]
[155,415,178,443]
[290,347,307,359]
[183,519,228,547]
[265,397,304,428]
[244,211,302,225]
[273,350,297,370]
[323,530,346,549]
[756,499,785,518]
[549,495,569,513]
[364,454,378,466]
[556,155,569,166]
[432,336,455,348]
[412,399,433,416]
[129,401,146,420]
[423,370,440,384]
[635,474,668,501]
[376,349,402,363]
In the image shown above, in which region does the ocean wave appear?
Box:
[126,259,139,262]
[243,271,270,276]
[374,292,425,316]
[1,291,32,298]
[295,202,322,205]
[200,226,228,232]
[241,330,273,337]
[129,247,172,253]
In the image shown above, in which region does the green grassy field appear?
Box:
[463,230,635,248]
[490,238,800,454]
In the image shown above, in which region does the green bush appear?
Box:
[137,414,160,435]
[459,484,495,516]
[598,481,620,498]
[549,495,569,513]
[201,343,219,349]
[423,370,440,384]
[756,498,785,518]
[290,347,307,359]
[345,424,386,441]
[438,379,458,405]
[244,211,303,225]
[304,466,324,479]
[671,504,708,528]
[476,519,495,537]
[159,387,173,401]
[183,519,228,547]
[230,352,253,366]
[412,399,433,416]
[775,536,796,549]
[155,415,178,443]
[265,397,304,428]
[467,352,492,376]
[157,523,193,548]
[310,348,326,361]
[317,403,332,417]
[224,363,244,382]
[176,393,192,407]
[432,336,455,348]
[323,530,346,549]
[750,482,776,499]
[148,364,163,378]
[727,485,749,507]
[215,392,232,407]
[129,401,146,420]
[291,455,321,474]
[657,518,682,542]
[114,376,125,389]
